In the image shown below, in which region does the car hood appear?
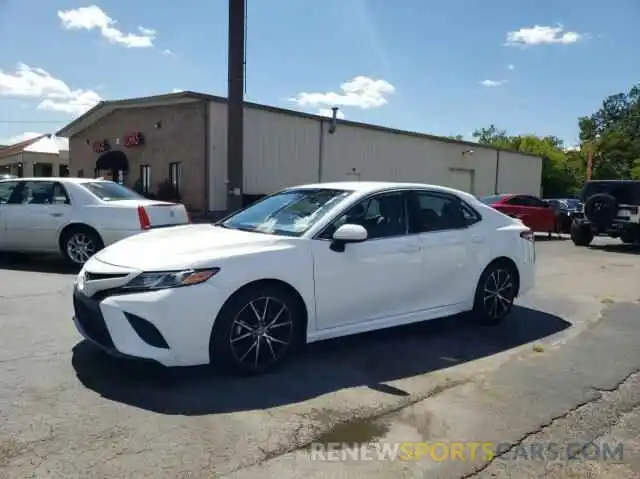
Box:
[93,224,293,271]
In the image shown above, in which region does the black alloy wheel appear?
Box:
[473,262,517,325]
[211,285,304,375]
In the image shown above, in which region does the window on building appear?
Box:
[59,165,70,177]
[169,162,181,194]
[140,165,151,194]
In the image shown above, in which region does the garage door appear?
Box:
[448,168,474,194]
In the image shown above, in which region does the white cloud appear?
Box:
[480,79,507,87]
[317,108,345,119]
[505,25,584,46]
[0,63,102,115]
[58,6,156,48]
[290,76,395,110]
[507,64,515,70]
[1,131,42,145]
[162,49,175,56]
[172,88,184,93]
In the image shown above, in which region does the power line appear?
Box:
[0,120,67,124]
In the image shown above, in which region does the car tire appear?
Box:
[60,226,104,266]
[620,231,638,244]
[570,221,594,246]
[210,283,305,376]
[472,260,518,325]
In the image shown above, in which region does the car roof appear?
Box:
[287,181,479,200]
[0,177,106,184]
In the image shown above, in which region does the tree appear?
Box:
[472,124,508,144]
[472,127,580,196]
[578,83,640,180]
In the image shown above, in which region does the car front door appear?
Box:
[4,181,72,251]
[0,180,21,249]
[310,190,424,330]
[408,190,482,309]
[523,195,556,232]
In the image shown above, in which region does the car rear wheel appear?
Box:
[61,227,104,266]
[570,221,594,246]
[210,284,305,376]
[472,261,518,325]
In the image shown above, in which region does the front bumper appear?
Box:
[72,282,226,367]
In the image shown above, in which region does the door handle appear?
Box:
[50,213,63,217]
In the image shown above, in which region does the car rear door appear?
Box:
[521,195,556,232]
[497,196,530,224]
[408,190,482,309]
[5,180,72,251]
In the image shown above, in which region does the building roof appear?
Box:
[0,134,50,161]
[56,91,540,159]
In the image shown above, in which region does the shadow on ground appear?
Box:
[72,306,571,415]
[0,253,79,274]
[534,234,567,242]
[589,244,640,255]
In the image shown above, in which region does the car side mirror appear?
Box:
[330,224,368,252]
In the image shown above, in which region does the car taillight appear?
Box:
[137,205,151,230]
[520,230,534,242]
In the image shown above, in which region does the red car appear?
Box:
[480,194,557,234]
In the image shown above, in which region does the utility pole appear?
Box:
[226,0,246,212]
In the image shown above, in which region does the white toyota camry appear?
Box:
[73,181,535,375]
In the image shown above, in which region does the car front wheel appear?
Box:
[570,221,594,246]
[472,261,518,325]
[210,284,305,376]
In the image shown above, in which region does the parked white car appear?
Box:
[0,177,190,265]
[73,181,536,375]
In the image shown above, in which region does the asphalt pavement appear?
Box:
[0,236,639,479]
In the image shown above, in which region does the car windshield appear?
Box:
[220,188,352,237]
[81,181,144,201]
[479,194,506,204]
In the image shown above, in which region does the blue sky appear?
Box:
[0,0,638,148]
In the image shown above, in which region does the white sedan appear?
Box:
[0,177,190,265]
[73,181,535,375]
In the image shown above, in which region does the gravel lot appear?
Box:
[0,236,639,479]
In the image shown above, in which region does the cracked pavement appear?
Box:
[0,237,639,478]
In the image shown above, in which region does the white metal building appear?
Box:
[207,101,541,212]
[57,92,542,214]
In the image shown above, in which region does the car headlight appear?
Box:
[121,268,220,291]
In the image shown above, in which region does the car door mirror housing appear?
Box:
[330,224,368,252]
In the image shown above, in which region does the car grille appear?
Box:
[73,287,115,349]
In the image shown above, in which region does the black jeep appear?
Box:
[570,180,640,246]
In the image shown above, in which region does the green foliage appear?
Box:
[470,82,640,196]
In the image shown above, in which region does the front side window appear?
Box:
[81,181,144,201]
[220,188,352,237]
[506,196,530,206]
[0,181,20,204]
[321,191,408,240]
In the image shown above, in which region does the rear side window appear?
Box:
[81,181,144,201]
